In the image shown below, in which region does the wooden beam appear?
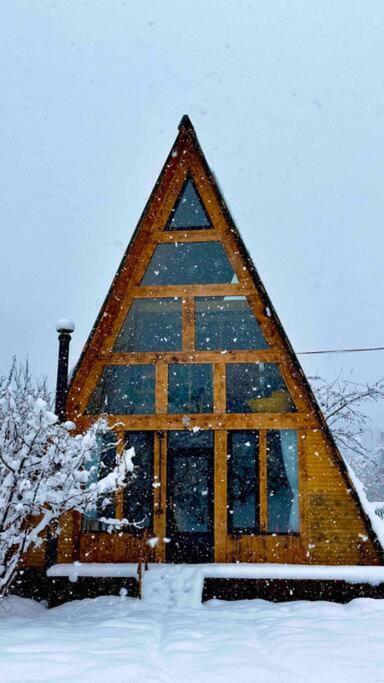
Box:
[100,350,284,364]
[74,412,317,432]
[155,230,221,243]
[214,431,227,562]
[259,430,267,533]
[155,364,168,414]
[153,431,166,561]
[213,363,226,413]
[182,297,195,352]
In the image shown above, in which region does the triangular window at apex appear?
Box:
[165,177,211,230]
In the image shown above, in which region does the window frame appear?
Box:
[167,363,214,414]
[123,430,155,535]
[81,432,119,533]
[140,241,238,287]
[266,429,300,536]
[113,297,183,353]
[227,428,300,538]
[227,430,260,535]
[165,175,212,231]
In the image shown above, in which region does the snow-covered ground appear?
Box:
[1,595,384,682]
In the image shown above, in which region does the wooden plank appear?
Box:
[213,363,226,413]
[74,413,317,432]
[155,364,168,414]
[182,297,195,352]
[56,512,76,563]
[134,283,253,298]
[214,431,227,562]
[259,430,267,533]
[153,431,166,561]
[155,230,221,243]
[297,430,308,556]
[101,350,284,364]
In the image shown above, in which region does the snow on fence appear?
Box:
[47,562,384,608]
[47,563,139,583]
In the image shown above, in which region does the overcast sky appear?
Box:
[1,1,384,428]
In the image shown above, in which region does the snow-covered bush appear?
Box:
[0,360,134,599]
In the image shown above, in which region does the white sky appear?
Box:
[1,1,383,428]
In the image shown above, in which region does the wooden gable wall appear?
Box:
[27,117,382,569]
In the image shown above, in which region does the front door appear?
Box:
[166,430,214,563]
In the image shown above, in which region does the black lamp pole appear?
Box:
[45,319,75,574]
[55,319,75,422]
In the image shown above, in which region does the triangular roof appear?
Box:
[67,115,383,560]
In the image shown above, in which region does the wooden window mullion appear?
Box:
[182,297,195,351]
[213,363,226,413]
[214,430,227,562]
[153,431,167,560]
[259,430,267,533]
[155,363,168,414]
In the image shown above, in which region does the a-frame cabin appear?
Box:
[52,116,381,573]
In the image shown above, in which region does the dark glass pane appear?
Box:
[141,243,238,286]
[123,432,153,531]
[87,365,155,415]
[228,431,259,533]
[267,430,299,533]
[82,431,117,531]
[168,431,213,533]
[114,298,182,352]
[195,296,268,350]
[226,363,296,413]
[166,178,211,230]
[168,364,213,413]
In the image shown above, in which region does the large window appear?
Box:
[114,298,182,352]
[166,177,211,230]
[168,364,213,413]
[228,431,259,533]
[267,430,299,533]
[87,365,155,415]
[82,432,117,532]
[141,242,238,286]
[167,430,213,533]
[195,296,268,350]
[226,363,296,413]
[123,432,154,531]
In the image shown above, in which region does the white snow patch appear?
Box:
[47,563,138,580]
[55,318,75,332]
[48,562,384,604]
[2,594,384,682]
[346,463,384,551]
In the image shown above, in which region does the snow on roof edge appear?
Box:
[346,462,384,553]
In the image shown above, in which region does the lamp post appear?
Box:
[44,319,75,573]
[55,319,75,422]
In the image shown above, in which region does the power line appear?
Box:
[297,346,384,356]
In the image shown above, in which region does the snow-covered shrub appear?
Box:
[0,360,134,599]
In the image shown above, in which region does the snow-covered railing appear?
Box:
[47,562,139,583]
[47,561,384,592]
[201,563,384,586]
[47,562,384,608]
